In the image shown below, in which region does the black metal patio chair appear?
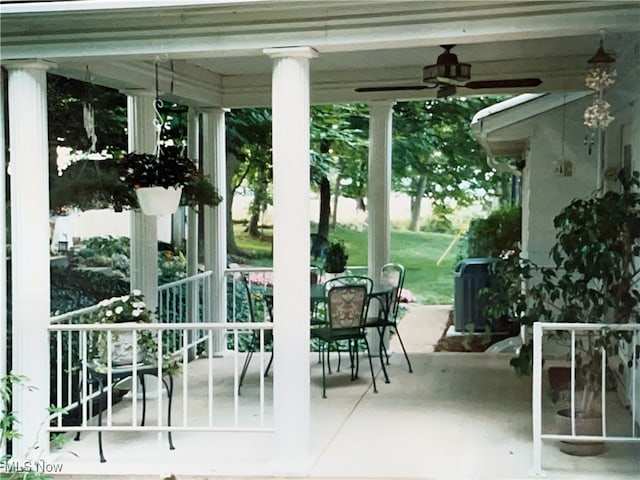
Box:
[363,263,413,373]
[311,276,378,398]
[237,274,274,395]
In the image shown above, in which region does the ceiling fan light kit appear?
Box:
[422,44,471,85]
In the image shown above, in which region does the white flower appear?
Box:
[134,301,146,308]
[122,295,130,303]
[115,306,124,314]
[132,289,142,296]
[105,310,113,317]
[132,309,142,317]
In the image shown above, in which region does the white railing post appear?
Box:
[532,322,543,476]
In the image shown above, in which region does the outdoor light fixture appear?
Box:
[583,32,616,153]
[423,45,471,86]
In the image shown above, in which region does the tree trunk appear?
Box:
[409,174,427,232]
[247,210,260,237]
[225,153,243,256]
[317,176,331,238]
[330,176,341,230]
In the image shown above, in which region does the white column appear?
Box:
[0,66,7,443]
[202,107,227,354]
[367,101,395,350]
[186,107,200,283]
[264,45,317,472]
[367,101,394,281]
[6,60,55,459]
[127,93,158,313]
[186,107,200,359]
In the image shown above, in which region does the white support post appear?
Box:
[5,60,55,460]
[127,93,158,314]
[0,68,7,441]
[186,107,200,359]
[367,100,395,349]
[264,46,317,472]
[202,107,227,354]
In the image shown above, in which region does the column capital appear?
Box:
[121,88,154,97]
[368,99,397,110]
[263,46,319,60]
[2,59,56,71]
[199,106,230,114]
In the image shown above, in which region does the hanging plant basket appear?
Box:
[135,186,183,216]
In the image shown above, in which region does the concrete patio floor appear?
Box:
[51,305,639,480]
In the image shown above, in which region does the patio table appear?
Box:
[77,361,175,463]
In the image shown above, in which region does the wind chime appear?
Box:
[583,32,616,154]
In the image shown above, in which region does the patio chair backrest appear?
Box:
[325,276,372,330]
[381,263,405,319]
[238,273,273,343]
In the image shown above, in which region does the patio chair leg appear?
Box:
[162,375,175,450]
[377,327,390,384]
[140,373,146,426]
[265,351,274,377]
[97,379,106,463]
[321,342,327,399]
[363,337,378,394]
[393,326,413,373]
[239,350,254,394]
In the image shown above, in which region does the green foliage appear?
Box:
[51,266,129,315]
[392,98,513,211]
[50,158,134,213]
[1,373,57,479]
[420,215,455,234]
[467,205,522,257]
[324,240,349,273]
[515,171,640,413]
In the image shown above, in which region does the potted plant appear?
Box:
[116,145,222,215]
[524,169,640,455]
[87,290,156,370]
[324,240,348,276]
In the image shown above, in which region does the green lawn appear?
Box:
[235,225,466,305]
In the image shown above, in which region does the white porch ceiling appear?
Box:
[1,0,639,108]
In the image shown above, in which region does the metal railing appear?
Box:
[532,322,640,475]
[48,270,274,443]
[48,322,274,438]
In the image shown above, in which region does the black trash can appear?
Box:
[453,258,495,332]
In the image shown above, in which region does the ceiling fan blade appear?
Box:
[355,85,435,93]
[463,78,542,89]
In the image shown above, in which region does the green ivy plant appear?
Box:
[1,373,68,480]
[86,291,179,375]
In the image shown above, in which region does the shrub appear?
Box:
[467,205,521,257]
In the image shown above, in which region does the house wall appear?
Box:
[521,96,600,266]
[476,39,640,423]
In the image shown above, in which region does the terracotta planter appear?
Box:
[556,408,607,456]
[135,186,182,216]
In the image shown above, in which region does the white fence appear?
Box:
[48,270,274,451]
[532,322,640,475]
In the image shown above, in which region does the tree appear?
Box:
[310,104,368,237]
[392,97,511,231]
[226,108,272,251]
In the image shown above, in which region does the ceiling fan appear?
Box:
[355,45,542,97]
